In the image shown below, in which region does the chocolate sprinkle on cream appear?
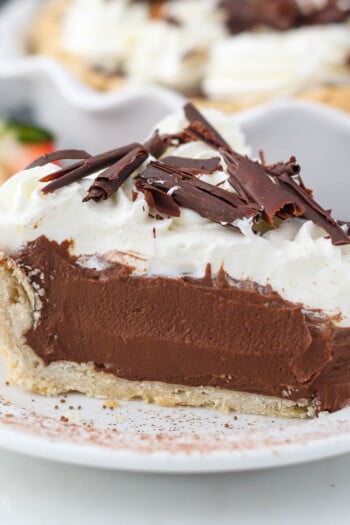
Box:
[184,102,230,150]
[278,173,350,246]
[161,156,222,174]
[136,180,181,218]
[40,132,190,193]
[223,153,304,224]
[41,143,140,192]
[137,161,258,227]
[262,156,301,178]
[28,102,350,245]
[83,146,148,202]
[27,149,91,169]
[143,130,169,158]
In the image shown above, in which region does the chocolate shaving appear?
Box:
[33,100,350,246]
[83,146,148,203]
[41,143,140,193]
[278,173,350,246]
[26,149,91,169]
[38,129,189,194]
[223,153,304,224]
[137,161,258,228]
[136,181,181,217]
[183,104,350,244]
[184,102,230,150]
[164,130,194,147]
[263,156,300,177]
[144,128,195,159]
[224,150,349,242]
[259,152,309,193]
[161,156,222,174]
[143,130,168,159]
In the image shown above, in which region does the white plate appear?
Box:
[0,100,349,473]
[2,351,350,474]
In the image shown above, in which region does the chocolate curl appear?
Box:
[138,161,258,228]
[39,129,185,191]
[279,174,350,246]
[27,149,91,169]
[135,180,181,217]
[259,152,311,194]
[143,129,195,160]
[161,156,222,174]
[143,162,251,208]
[223,152,304,224]
[184,102,230,150]
[41,143,140,193]
[263,156,313,197]
[263,156,301,177]
[143,130,169,159]
[83,146,148,203]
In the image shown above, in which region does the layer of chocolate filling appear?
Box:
[13,236,350,413]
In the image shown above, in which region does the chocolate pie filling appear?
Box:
[14,236,350,414]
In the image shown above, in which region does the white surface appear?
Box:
[0,448,349,525]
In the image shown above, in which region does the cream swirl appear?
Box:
[60,0,225,90]
[60,0,149,72]
[204,23,350,101]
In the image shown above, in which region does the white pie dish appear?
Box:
[0,0,185,151]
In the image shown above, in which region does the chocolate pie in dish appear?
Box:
[29,0,350,102]
[1,103,350,419]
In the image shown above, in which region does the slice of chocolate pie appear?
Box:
[0,103,350,418]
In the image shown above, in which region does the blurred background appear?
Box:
[0,0,349,183]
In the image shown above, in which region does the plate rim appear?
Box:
[0,412,350,473]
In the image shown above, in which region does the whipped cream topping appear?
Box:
[1,110,350,326]
[204,23,350,101]
[126,1,225,92]
[60,0,149,72]
[58,0,350,97]
[60,0,224,90]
